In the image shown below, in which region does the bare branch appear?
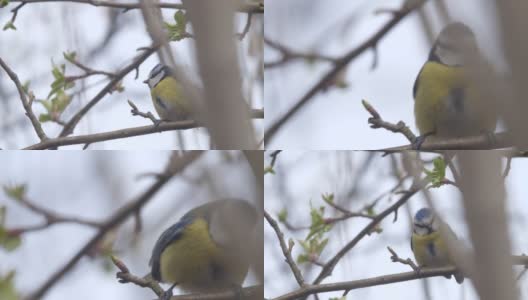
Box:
[273,254,528,300]
[7,0,263,13]
[26,151,203,300]
[264,210,305,287]
[387,246,419,271]
[312,180,426,285]
[59,46,158,137]
[0,57,48,141]
[264,0,427,146]
[23,109,263,150]
[264,37,339,68]
[362,100,514,151]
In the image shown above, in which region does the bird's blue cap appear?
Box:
[415,208,432,222]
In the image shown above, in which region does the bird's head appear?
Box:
[413,207,439,235]
[143,63,168,88]
[429,22,478,66]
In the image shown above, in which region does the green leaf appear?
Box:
[39,114,52,123]
[277,208,287,223]
[3,184,26,201]
[2,21,16,31]
[174,10,186,30]
[63,51,77,62]
[165,10,189,42]
[321,193,334,204]
[52,90,71,112]
[0,225,22,252]
[37,99,52,111]
[0,220,22,253]
[0,270,19,300]
[296,253,309,264]
[425,157,447,188]
[296,236,329,264]
[306,205,331,240]
[0,0,10,8]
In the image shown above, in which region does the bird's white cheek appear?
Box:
[149,72,165,89]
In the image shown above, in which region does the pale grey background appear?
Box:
[0,151,261,299]
[264,151,528,300]
[265,0,506,149]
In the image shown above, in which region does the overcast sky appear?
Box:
[0,3,263,149]
[265,0,505,149]
[264,151,528,300]
[0,151,261,300]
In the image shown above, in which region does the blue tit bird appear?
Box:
[143,64,192,121]
[149,199,257,298]
[411,207,464,283]
[413,22,498,148]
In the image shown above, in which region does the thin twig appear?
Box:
[0,57,48,141]
[5,194,103,233]
[127,100,162,125]
[111,256,263,299]
[264,0,427,145]
[7,0,264,13]
[264,210,305,287]
[59,46,158,137]
[362,99,417,143]
[24,109,263,149]
[26,152,203,300]
[264,36,339,68]
[362,100,514,151]
[272,266,460,300]
[312,180,426,285]
[237,12,253,41]
[387,246,419,271]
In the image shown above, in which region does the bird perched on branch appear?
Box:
[144,63,193,121]
[411,207,464,283]
[412,22,498,148]
[149,199,258,299]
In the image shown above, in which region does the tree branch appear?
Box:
[23,109,263,150]
[4,193,103,234]
[264,210,305,287]
[312,180,426,285]
[26,151,203,300]
[264,37,339,68]
[273,254,528,300]
[362,100,514,151]
[7,0,263,13]
[0,57,48,141]
[58,46,158,137]
[111,255,263,300]
[264,0,427,146]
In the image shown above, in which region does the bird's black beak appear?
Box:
[142,79,148,84]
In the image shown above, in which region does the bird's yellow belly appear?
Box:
[414,62,498,137]
[150,77,191,121]
[159,218,248,292]
[412,232,450,267]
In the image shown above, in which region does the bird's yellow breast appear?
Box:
[159,218,219,285]
[412,231,450,267]
[159,218,249,292]
[150,76,190,121]
[414,62,467,136]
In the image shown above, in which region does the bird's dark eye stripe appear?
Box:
[149,64,164,78]
[414,223,428,229]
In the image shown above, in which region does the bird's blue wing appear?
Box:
[150,215,194,281]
